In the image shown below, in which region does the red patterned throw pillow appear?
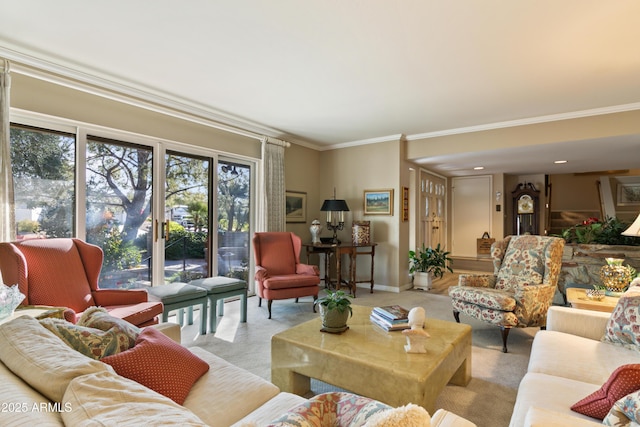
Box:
[571,364,640,420]
[101,327,209,405]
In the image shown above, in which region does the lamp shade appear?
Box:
[320,199,350,212]
[622,213,640,237]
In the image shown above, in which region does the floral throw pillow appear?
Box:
[78,306,140,349]
[602,291,640,351]
[267,392,391,427]
[603,389,640,426]
[39,318,130,359]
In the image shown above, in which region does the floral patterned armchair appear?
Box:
[448,235,565,353]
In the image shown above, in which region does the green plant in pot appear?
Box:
[409,243,453,291]
[314,290,353,333]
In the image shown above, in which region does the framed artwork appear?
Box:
[402,186,409,222]
[617,184,640,206]
[285,190,307,223]
[363,189,394,216]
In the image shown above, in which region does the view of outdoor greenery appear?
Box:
[10,125,252,289]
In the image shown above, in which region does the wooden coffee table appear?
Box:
[566,288,619,313]
[271,305,471,412]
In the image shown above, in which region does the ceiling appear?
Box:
[1,1,639,176]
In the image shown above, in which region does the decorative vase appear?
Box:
[599,258,633,294]
[319,305,349,333]
[310,219,322,244]
[352,221,370,245]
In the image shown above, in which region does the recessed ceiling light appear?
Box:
[473,166,484,170]
[554,160,568,164]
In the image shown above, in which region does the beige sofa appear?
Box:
[0,314,475,426]
[509,306,640,427]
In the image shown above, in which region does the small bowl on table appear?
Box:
[585,289,605,301]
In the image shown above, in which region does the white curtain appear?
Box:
[0,59,14,243]
[261,137,289,232]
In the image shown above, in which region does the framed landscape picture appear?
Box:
[363,189,394,215]
[285,190,307,223]
[618,183,640,206]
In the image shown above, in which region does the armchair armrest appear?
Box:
[457,274,496,288]
[513,283,556,324]
[546,306,610,341]
[255,266,269,281]
[296,263,320,276]
[92,289,149,306]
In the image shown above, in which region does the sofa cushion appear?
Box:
[571,364,640,420]
[602,290,640,351]
[39,317,132,360]
[510,373,601,427]
[0,316,110,402]
[62,371,207,426]
[527,330,636,386]
[101,327,209,405]
[230,393,307,427]
[78,305,141,347]
[184,346,280,426]
[0,360,64,426]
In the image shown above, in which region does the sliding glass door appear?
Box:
[85,136,153,288]
[10,121,255,290]
[164,151,211,283]
[216,160,251,282]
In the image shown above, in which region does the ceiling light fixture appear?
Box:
[554,160,568,164]
[473,166,484,170]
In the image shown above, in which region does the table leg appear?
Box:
[370,245,376,293]
[349,249,357,297]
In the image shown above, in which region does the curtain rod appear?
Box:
[262,137,291,148]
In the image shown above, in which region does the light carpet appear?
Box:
[179,278,537,427]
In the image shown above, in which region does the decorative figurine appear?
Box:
[310,219,322,244]
[402,307,430,353]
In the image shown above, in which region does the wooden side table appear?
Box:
[566,288,619,313]
[303,243,377,297]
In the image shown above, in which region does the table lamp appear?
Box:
[320,191,349,244]
[622,213,640,237]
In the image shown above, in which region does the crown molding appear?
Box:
[0,45,290,143]
[321,134,404,151]
[405,103,640,141]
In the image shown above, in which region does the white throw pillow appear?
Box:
[63,371,208,426]
[0,316,109,402]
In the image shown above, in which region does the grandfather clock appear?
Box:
[512,182,540,235]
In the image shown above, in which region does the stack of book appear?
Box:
[370,305,410,331]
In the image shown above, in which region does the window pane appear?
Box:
[85,137,152,288]
[217,161,250,282]
[164,152,210,283]
[10,125,75,239]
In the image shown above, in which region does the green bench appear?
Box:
[189,277,247,333]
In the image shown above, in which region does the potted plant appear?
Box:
[409,243,453,290]
[314,290,353,333]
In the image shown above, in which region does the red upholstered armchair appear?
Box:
[253,232,320,319]
[0,238,163,327]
